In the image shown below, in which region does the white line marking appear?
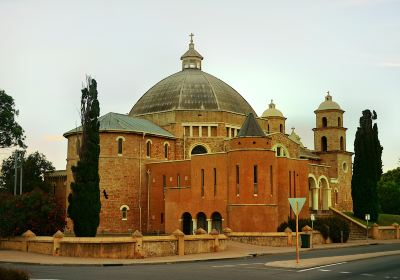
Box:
[212,265,235,268]
[340,271,351,274]
[361,274,375,277]
[319,269,331,272]
[298,261,347,272]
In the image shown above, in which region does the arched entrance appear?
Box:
[191,145,208,155]
[319,177,331,210]
[181,212,192,235]
[196,212,207,232]
[211,212,222,233]
[308,176,318,210]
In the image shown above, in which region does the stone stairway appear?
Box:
[330,207,371,240]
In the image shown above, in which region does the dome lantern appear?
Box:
[180,33,203,70]
[261,100,284,118]
[316,91,342,111]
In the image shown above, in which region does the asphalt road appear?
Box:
[1,243,400,280]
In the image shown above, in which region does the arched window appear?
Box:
[321,136,328,151]
[146,140,152,157]
[164,143,169,159]
[191,145,208,155]
[196,212,207,232]
[272,144,289,157]
[338,117,342,127]
[181,212,192,235]
[118,138,123,154]
[211,212,222,233]
[340,136,344,151]
[120,205,130,221]
[279,124,283,133]
[76,137,80,156]
[322,117,328,128]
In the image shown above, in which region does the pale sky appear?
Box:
[0,0,399,171]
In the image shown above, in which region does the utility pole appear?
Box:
[13,151,23,195]
[13,153,18,196]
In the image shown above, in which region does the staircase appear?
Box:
[330,207,370,240]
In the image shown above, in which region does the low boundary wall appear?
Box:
[0,229,227,259]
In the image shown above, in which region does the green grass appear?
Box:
[343,212,400,226]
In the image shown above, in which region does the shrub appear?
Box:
[0,267,30,280]
[0,189,65,237]
[277,216,349,243]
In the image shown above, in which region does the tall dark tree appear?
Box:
[0,90,25,148]
[0,150,55,193]
[67,77,101,237]
[351,110,383,221]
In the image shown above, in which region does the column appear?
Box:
[208,126,211,137]
[192,218,197,234]
[190,126,193,137]
[312,188,319,210]
[207,219,212,233]
[199,126,202,137]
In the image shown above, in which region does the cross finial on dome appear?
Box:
[269,99,275,109]
[291,127,295,132]
[189,33,194,44]
[325,91,332,101]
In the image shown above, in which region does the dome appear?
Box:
[129,35,256,116]
[261,100,284,118]
[317,92,341,110]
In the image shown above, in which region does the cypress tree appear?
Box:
[351,110,382,221]
[67,77,101,237]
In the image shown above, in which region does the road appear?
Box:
[1,243,399,280]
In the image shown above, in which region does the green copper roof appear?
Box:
[64,112,175,138]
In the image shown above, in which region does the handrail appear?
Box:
[329,207,367,229]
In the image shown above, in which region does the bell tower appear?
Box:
[313,92,353,211]
[313,92,346,152]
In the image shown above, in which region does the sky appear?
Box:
[0,0,399,171]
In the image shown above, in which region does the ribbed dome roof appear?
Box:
[129,35,256,117]
[317,93,342,110]
[129,69,256,116]
[261,100,284,118]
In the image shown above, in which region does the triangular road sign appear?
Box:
[288,198,306,215]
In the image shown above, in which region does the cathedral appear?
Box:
[58,36,353,234]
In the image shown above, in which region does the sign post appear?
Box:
[288,198,306,264]
[365,213,370,242]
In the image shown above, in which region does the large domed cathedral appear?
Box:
[61,36,353,234]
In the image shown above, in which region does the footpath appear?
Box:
[0,239,399,267]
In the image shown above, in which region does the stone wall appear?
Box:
[0,230,227,259]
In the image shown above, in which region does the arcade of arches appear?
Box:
[308,175,332,211]
[181,212,223,235]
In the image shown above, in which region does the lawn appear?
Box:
[343,212,400,226]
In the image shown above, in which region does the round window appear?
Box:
[342,161,348,173]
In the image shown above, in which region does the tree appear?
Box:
[0,189,65,237]
[351,110,383,221]
[378,167,400,214]
[0,150,55,194]
[67,77,101,237]
[0,90,25,148]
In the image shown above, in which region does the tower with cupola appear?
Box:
[261,100,286,134]
[313,92,353,211]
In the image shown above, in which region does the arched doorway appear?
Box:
[196,212,207,232]
[308,176,318,210]
[319,177,331,210]
[211,212,222,233]
[191,145,208,155]
[181,212,192,235]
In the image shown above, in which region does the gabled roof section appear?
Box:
[64,112,175,139]
[237,113,265,137]
[299,147,320,160]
